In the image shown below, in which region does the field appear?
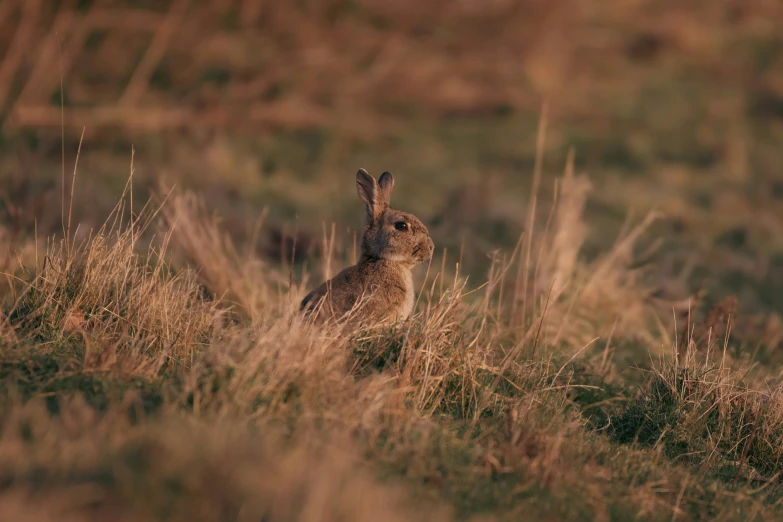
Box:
[2,1,783,520]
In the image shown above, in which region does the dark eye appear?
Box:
[394,221,409,231]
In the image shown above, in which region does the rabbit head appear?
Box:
[356,168,434,266]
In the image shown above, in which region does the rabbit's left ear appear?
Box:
[356,168,383,223]
[378,171,394,207]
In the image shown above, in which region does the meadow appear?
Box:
[1,1,783,520]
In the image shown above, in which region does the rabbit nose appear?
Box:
[427,237,434,255]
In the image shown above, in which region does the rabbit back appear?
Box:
[300,258,414,323]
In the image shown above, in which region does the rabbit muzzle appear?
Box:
[413,237,435,262]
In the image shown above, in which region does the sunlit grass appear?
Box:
[2,139,783,521]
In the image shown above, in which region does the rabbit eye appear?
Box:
[394,221,409,231]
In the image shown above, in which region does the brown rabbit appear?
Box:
[300,168,434,323]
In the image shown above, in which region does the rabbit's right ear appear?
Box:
[377,171,394,207]
[356,168,384,222]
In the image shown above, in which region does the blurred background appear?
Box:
[1,0,782,331]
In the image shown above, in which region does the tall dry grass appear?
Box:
[1,145,783,521]
[6,198,221,372]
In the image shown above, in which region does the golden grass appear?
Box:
[3,141,783,520]
[7,201,220,371]
[2,1,783,518]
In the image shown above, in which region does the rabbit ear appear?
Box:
[377,171,394,207]
[356,168,383,222]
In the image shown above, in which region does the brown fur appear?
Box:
[301,169,434,324]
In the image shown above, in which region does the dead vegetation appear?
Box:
[1,1,783,520]
[2,137,783,520]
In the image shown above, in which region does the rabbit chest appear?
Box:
[398,270,415,319]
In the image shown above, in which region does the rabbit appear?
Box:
[300,168,434,324]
